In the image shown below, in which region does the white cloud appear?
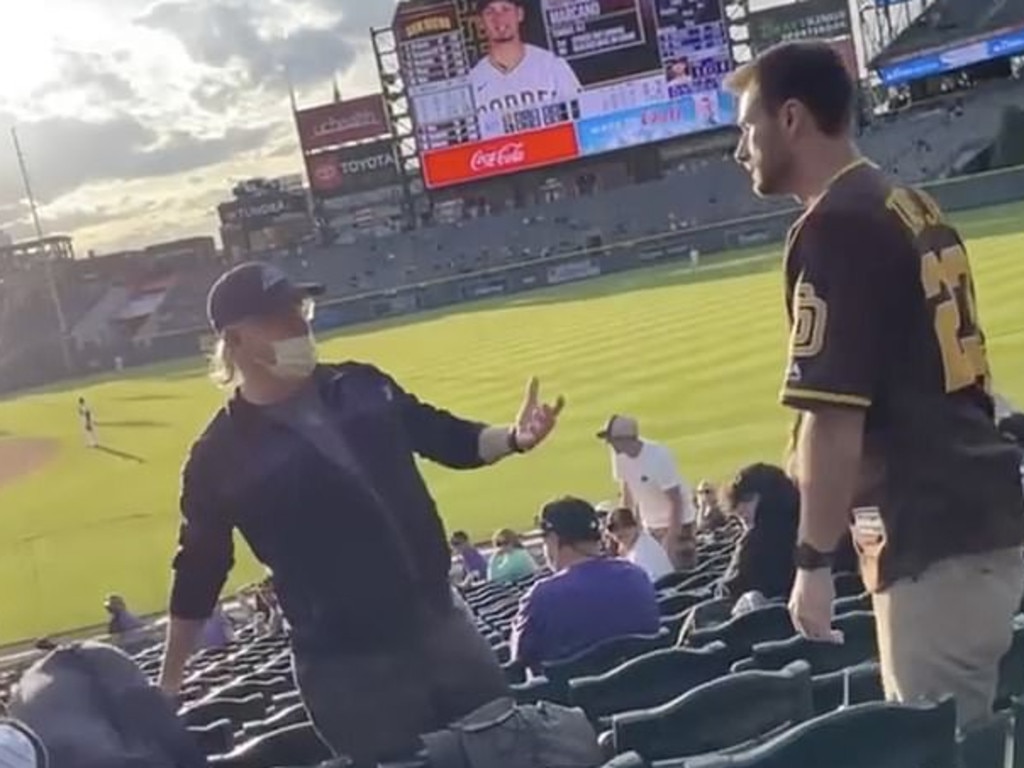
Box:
[0,0,398,254]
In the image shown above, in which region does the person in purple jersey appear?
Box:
[450,531,488,582]
[511,497,660,673]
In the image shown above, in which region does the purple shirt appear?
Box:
[199,610,234,649]
[510,557,661,671]
[459,546,488,580]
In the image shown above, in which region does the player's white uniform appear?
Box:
[470,44,581,138]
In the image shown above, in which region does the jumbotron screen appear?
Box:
[393,0,735,189]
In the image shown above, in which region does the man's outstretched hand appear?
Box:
[513,377,565,451]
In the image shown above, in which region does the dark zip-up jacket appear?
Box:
[169,362,486,655]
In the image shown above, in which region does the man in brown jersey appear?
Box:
[726,41,1024,727]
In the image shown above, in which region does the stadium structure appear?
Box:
[1,0,1024,762]
[0,0,1021,394]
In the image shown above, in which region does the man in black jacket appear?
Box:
[158,262,564,764]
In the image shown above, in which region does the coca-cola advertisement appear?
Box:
[296,94,390,153]
[306,140,400,198]
[421,123,580,188]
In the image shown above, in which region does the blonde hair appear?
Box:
[209,336,243,389]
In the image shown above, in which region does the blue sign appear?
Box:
[574,93,736,156]
[877,26,1024,85]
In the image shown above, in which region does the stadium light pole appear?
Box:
[11,126,73,373]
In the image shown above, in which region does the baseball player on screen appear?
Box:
[470,0,582,124]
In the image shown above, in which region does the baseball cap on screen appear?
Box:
[596,414,639,441]
[207,262,325,333]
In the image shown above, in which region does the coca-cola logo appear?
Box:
[470,142,526,172]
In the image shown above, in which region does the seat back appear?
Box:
[996,616,1024,707]
[738,611,878,675]
[657,588,713,617]
[687,605,794,661]
[832,572,866,599]
[612,660,814,762]
[809,662,884,714]
[569,642,730,720]
[543,631,670,685]
[687,697,958,768]
[207,722,330,768]
[181,694,267,729]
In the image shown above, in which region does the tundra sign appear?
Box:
[306,140,400,197]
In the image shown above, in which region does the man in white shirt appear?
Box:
[470,0,582,138]
[598,414,697,570]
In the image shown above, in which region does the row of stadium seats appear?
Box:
[88,523,1021,767]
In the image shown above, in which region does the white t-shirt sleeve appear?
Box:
[612,451,622,482]
[652,445,683,491]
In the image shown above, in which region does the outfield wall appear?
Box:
[71,165,1024,369]
[305,164,1024,333]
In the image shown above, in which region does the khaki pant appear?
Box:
[650,524,697,571]
[872,547,1023,728]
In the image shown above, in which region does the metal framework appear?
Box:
[371,25,421,230]
[857,0,933,66]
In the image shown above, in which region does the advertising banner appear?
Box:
[575,93,735,155]
[295,94,390,153]
[306,140,400,197]
[746,0,853,54]
[877,27,1024,85]
[393,0,735,188]
[217,192,308,230]
[422,123,580,187]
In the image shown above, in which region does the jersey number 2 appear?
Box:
[920,244,988,392]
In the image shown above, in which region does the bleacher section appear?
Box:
[0,523,1003,767]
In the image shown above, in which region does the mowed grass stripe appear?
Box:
[0,204,1020,643]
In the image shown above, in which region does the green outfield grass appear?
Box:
[1,201,1023,645]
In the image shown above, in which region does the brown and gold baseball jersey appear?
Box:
[780,159,1024,591]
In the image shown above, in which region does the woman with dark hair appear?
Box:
[718,463,801,600]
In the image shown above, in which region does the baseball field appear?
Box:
[1,201,1022,645]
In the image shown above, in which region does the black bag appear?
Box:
[9,641,207,768]
[421,697,603,768]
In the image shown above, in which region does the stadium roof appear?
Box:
[872,0,1024,66]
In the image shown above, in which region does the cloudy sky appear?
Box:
[0,0,396,254]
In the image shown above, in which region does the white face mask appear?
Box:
[266,334,318,380]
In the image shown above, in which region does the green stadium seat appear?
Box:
[809,662,884,714]
[569,641,730,721]
[609,660,813,763]
[671,697,957,768]
[732,611,877,675]
[207,722,330,768]
[686,604,794,663]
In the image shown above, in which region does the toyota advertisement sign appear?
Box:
[306,140,401,198]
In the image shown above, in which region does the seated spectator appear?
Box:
[696,480,727,532]
[606,507,674,583]
[451,530,488,582]
[488,529,537,584]
[103,594,144,636]
[718,464,799,601]
[511,497,661,672]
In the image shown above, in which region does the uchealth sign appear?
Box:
[421,123,580,189]
[306,140,400,197]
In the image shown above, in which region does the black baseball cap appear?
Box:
[477,0,524,10]
[207,262,324,333]
[539,497,602,544]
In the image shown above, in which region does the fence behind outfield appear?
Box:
[133,163,1024,362]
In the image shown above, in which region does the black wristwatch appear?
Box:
[795,542,835,571]
[507,426,527,454]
